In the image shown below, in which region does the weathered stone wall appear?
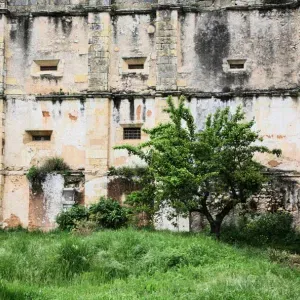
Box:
[6,15,89,95]
[1,0,300,229]
[4,97,86,170]
[110,14,156,93]
[179,9,299,93]
[250,173,300,229]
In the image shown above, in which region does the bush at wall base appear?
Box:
[56,197,130,231]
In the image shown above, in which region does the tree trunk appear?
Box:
[210,221,221,240]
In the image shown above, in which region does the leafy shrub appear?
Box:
[56,197,130,231]
[222,212,300,252]
[89,197,130,229]
[56,205,88,231]
[246,212,294,244]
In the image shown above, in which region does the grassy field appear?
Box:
[0,229,299,300]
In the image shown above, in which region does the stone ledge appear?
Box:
[5,87,300,102]
[6,1,300,17]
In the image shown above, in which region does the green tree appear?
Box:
[115,96,281,238]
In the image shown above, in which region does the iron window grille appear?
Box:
[123,128,141,140]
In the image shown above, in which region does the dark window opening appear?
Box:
[128,64,144,70]
[32,135,51,141]
[229,63,244,69]
[228,59,246,70]
[123,128,141,140]
[40,65,58,72]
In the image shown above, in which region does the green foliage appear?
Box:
[56,238,93,279]
[222,212,300,253]
[56,205,89,231]
[71,220,98,236]
[0,230,300,299]
[115,96,281,238]
[108,166,148,179]
[108,166,156,226]
[26,157,70,192]
[89,197,130,229]
[56,197,129,231]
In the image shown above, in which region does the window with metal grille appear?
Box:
[40,65,58,72]
[123,128,141,140]
[32,135,51,141]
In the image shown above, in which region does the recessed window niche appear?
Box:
[122,57,147,73]
[31,60,63,78]
[227,59,246,70]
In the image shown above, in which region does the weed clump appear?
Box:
[26,157,70,192]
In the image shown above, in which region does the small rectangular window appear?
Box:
[32,135,51,141]
[34,59,60,73]
[26,130,52,142]
[123,128,141,140]
[128,64,144,70]
[40,65,58,72]
[228,59,246,70]
[123,57,147,72]
[229,64,244,69]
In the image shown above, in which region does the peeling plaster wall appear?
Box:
[179,9,299,92]
[110,97,156,167]
[188,96,300,165]
[6,16,89,95]
[2,175,30,228]
[4,97,86,170]
[41,173,65,229]
[1,1,300,230]
[110,14,156,93]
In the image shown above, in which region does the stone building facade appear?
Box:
[0,0,300,230]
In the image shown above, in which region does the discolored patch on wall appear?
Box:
[136,105,142,121]
[42,111,50,117]
[69,113,78,121]
[28,191,45,231]
[107,177,139,203]
[194,11,230,75]
[4,214,22,228]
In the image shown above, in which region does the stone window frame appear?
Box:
[31,59,63,78]
[223,58,249,73]
[121,57,149,76]
[123,127,142,140]
[24,130,53,144]
[118,122,144,142]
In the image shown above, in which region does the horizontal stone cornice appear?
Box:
[4,87,300,102]
[6,1,300,17]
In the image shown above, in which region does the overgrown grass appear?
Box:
[0,229,300,299]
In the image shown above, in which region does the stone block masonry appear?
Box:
[0,0,300,230]
[156,9,178,91]
[88,12,110,91]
